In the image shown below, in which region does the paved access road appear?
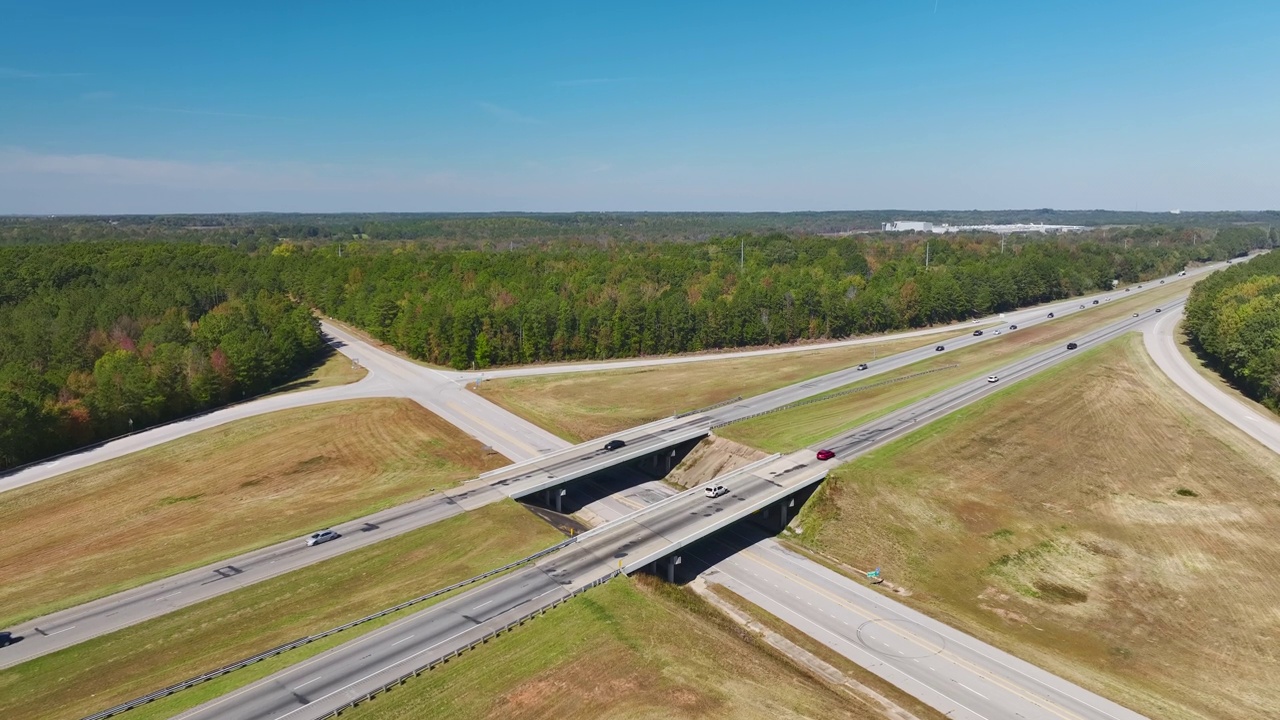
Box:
[1144,307,1280,456]
[173,302,1179,720]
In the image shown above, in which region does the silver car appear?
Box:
[306,529,340,546]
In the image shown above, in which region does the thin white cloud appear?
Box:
[477,101,539,124]
[134,105,297,121]
[0,67,86,79]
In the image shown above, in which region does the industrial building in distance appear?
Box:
[882,220,1089,234]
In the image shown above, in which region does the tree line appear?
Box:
[0,243,321,470]
[276,230,1272,370]
[1184,242,1280,412]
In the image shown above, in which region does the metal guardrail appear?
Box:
[675,395,742,418]
[80,537,578,720]
[712,364,960,428]
[313,570,622,719]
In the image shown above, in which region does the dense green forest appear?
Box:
[1,224,1272,470]
[0,244,321,469]
[1184,246,1280,412]
[279,228,1271,370]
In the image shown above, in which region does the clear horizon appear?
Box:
[3,1,1278,214]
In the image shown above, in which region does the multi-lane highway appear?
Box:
[172,300,1180,720]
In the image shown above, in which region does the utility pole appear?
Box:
[925,241,930,269]
[1000,235,1006,254]
[740,238,744,272]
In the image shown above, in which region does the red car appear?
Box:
[816,449,835,461]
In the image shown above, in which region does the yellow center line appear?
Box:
[735,546,1091,720]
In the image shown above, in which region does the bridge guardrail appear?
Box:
[712,364,960,429]
[675,395,742,418]
[313,570,621,719]
[79,537,578,720]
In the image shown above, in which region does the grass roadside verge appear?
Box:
[336,575,886,720]
[0,500,563,720]
[1,398,504,628]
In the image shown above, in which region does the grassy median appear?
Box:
[718,280,1190,452]
[0,397,505,627]
[0,500,563,720]
[789,335,1280,720]
[338,575,887,720]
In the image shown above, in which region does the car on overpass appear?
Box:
[306,529,340,547]
[703,484,728,498]
[816,449,835,461]
[0,631,13,648]
[603,439,626,451]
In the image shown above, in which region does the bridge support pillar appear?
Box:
[666,555,682,583]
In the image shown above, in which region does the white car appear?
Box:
[703,484,728,499]
[993,330,1001,336]
[307,529,340,546]
[986,375,999,383]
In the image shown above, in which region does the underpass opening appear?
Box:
[634,481,823,585]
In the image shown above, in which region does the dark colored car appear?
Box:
[1067,342,1078,350]
[1155,308,1162,313]
[1048,312,1055,318]
[816,449,835,461]
[603,439,626,451]
[935,345,945,351]
[0,631,12,648]
[1008,324,1017,330]
[856,363,868,371]
[1125,288,1130,292]
[1092,300,1099,305]
[1160,280,1165,284]
[972,330,983,336]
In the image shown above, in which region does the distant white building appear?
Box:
[882,220,1088,235]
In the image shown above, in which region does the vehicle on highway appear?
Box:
[1008,324,1017,330]
[1125,288,1130,292]
[603,439,626,451]
[1138,285,1143,288]
[0,631,13,648]
[1047,312,1055,318]
[1067,342,1078,350]
[1092,300,1099,305]
[1132,312,1139,317]
[1160,279,1165,283]
[816,449,835,461]
[987,375,999,383]
[856,363,868,371]
[1079,305,1085,309]
[703,484,728,498]
[1155,307,1162,312]
[935,345,944,352]
[306,529,340,546]
[1179,270,1187,276]
[972,330,983,336]
[993,330,1001,336]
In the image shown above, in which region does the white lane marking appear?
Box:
[293,676,322,690]
[45,626,76,636]
[155,592,182,602]
[473,599,493,610]
[391,634,415,646]
[957,682,989,699]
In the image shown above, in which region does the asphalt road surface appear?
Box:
[1144,307,1280,456]
[171,304,1175,720]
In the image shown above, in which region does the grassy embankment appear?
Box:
[789,335,1280,720]
[0,398,504,627]
[1172,319,1279,419]
[273,344,368,393]
[0,501,562,720]
[337,575,892,720]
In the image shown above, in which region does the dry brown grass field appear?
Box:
[273,345,368,393]
[0,398,504,626]
[791,335,1280,719]
[338,575,893,720]
[479,282,1189,445]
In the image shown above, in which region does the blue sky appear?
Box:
[2,0,1277,213]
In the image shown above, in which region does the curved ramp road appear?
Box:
[1144,308,1280,456]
